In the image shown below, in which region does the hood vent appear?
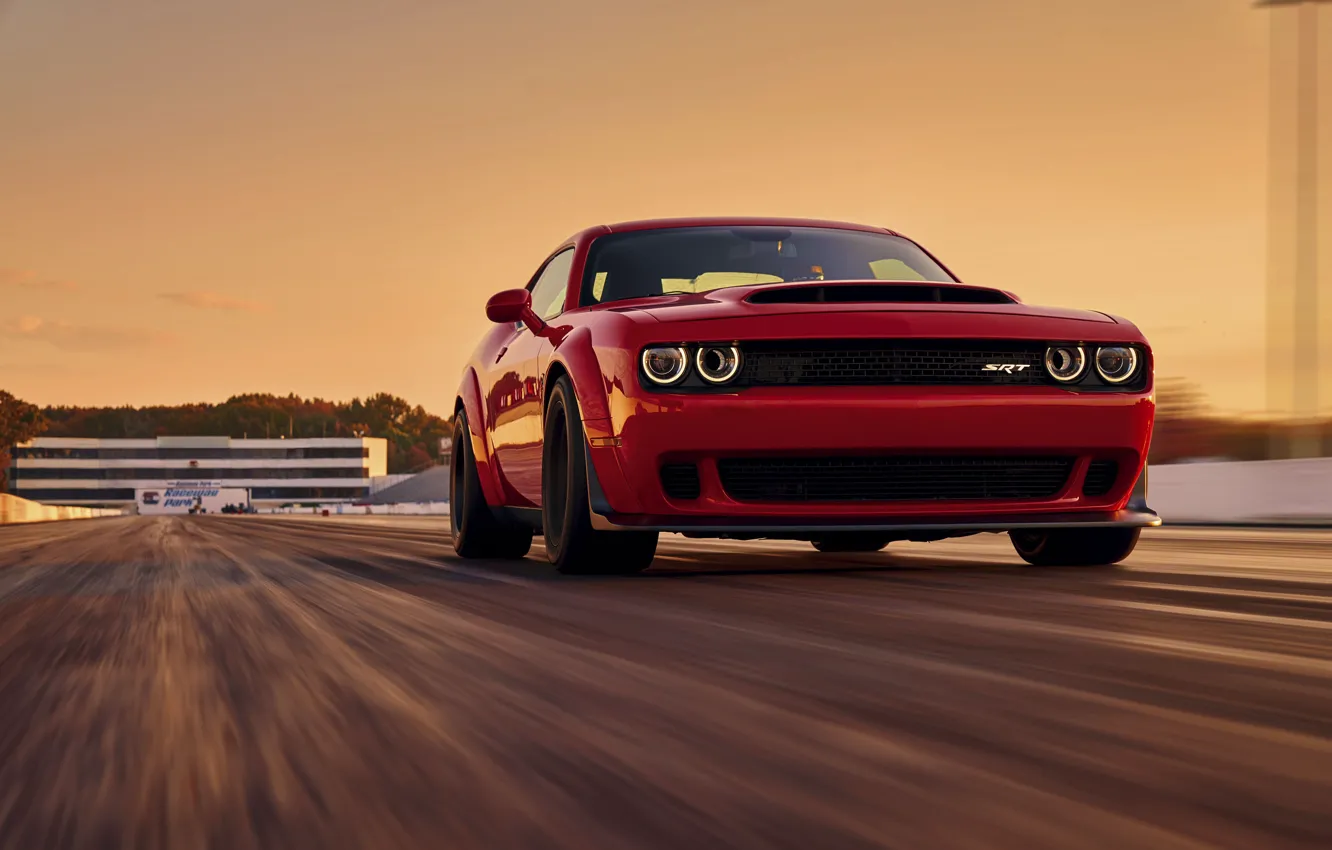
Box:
[747,283,1014,306]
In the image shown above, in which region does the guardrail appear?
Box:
[262,458,1332,527]
[8,457,1330,527]
[1150,458,1332,524]
[0,493,124,524]
[261,501,450,516]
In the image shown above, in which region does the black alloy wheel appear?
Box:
[449,412,533,559]
[1009,527,1140,567]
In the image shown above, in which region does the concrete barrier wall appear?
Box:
[269,459,1332,527]
[12,458,1329,527]
[0,493,124,524]
[1149,458,1332,524]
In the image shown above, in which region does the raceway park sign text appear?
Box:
[142,482,224,509]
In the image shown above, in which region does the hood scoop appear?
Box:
[746,282,1015,306]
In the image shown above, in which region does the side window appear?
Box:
[528,250,575,322]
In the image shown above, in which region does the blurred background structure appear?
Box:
[1260,0,1330,458]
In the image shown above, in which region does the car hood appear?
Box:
[601,282,1122,340]
[630,299,1114,325]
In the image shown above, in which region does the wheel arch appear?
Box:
[542,327,612,426]
[454,367,506,507]
[542,332,640,515]
[544,360,571,415]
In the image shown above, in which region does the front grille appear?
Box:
[1083,460,1119,497]
[660,463,701,500]
[717,456,1074,503]
[739,340,1047,387]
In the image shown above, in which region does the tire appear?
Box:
[1009,527,1140,567]
[542,377,658,575]
[450,412,533,559]
[811,534,893,553]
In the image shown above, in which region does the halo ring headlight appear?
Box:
[695,345,742,384]
[1044,345,1087,383]
[642,346,689,386]
[1095,346,1140,384]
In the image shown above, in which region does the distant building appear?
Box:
[7,436,388,508]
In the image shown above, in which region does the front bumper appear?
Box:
[583,385,1157,532]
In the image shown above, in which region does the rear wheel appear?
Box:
[811,534,893,553]
[542,377,658,575]
[1009,527,1139,567]
[450,412,533,559]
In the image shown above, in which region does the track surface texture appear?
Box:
[0,516,1329,850]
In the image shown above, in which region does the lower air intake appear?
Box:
[1083,460,1119,497]
[660,463,702,500]
[717,456,1075,503]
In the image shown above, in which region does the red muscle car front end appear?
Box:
[580,288,1157,536]
[452,217,1158,573]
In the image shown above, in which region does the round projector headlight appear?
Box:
[695,345,742,384]
[1095,346,1139,384]
[642,346,688,385]
[1045,345,1087,383]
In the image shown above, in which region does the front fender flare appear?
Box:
[547,326,612,427]
[456,367,505,507]
[548,327,643,514]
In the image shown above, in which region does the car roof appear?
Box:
[606,216,898,235]
[564,217,901,244]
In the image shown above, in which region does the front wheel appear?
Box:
[542,377,658,575]
[1009,527,1140,567]
[450,412,533,559]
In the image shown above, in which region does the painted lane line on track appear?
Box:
[1121,565,1332,585]
[249,533,544,589]
[702,574,1332,677]
[927,609,1332,676]
[1113,580,1332,605]
[1098,600,1332,631]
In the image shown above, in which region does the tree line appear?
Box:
[0,390,453,490]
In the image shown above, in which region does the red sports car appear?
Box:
[450,217,1158,573]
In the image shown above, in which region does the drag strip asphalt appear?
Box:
[0,517,1328,849]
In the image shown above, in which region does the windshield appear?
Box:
[580,226,955,306]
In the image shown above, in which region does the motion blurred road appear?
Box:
[0,517,1329,849]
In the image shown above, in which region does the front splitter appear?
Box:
[588,508,1162,536]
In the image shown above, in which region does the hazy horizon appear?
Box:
[3,0,1329,416]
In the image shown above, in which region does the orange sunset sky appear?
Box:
[1,0,1329,416]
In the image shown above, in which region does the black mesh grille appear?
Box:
[1083,460,1119,497]
[660,463,701,500]
[739,340,1047,387]
[717,456,1074,503]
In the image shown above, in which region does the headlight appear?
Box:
[1045,345,1087,383]
[642,346,689,385]
[695,345,742,384]
[1095,346,1139,384]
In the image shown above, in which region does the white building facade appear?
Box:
[8,436,388,508]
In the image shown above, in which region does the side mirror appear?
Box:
[485,289,545,331]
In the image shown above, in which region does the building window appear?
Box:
[9,488,137,502]
[13,447,370,460]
